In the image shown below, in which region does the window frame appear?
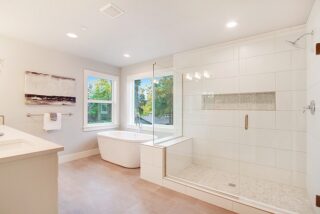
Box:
[83,70,119,131]
[127,70,174,132]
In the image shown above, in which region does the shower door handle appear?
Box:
[245,114,248,130]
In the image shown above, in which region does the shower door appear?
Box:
[162,26,313,212]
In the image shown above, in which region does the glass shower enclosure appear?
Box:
[151,62,183,143]
[161,69,312,213]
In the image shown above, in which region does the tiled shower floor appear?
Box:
[169,164,314,214]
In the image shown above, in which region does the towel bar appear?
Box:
[26,113,73,117]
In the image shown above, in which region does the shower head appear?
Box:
[286,40,298,46]
[286,30,314,47]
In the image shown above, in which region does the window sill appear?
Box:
[83,124,119,132]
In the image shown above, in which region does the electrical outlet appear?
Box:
[316,195,320,207]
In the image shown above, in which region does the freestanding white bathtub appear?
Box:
[97,131,154,168]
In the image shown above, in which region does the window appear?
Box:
[153,75,174,125]
[84,70,119,131]
[128,73,174,128]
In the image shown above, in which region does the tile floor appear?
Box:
[169,164,314,214]
[59,155,235,214]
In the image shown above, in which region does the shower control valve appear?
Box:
[303,100,316,115]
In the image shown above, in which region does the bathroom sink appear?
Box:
[0,126,63,162]
[0,139,37,156]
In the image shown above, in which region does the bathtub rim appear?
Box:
[97,130,156,143]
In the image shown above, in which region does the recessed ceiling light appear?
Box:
[226,21,238,28]
[66,33,78,38]
[123,53,131,58]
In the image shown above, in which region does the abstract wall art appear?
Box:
[25,71,76,105]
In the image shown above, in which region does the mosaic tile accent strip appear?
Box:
[202,92,276,111]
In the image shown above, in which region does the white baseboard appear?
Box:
[59,148,100,164]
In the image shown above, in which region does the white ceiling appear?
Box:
[0,0,315,67]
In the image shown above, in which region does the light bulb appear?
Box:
[203,70,210,79]
[194,72,201,80]
[185,73,193,80]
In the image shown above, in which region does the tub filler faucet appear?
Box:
[0,115,4,136]
[135,113,142,132]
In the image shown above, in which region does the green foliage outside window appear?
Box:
[88,77,112,100]
[154,76,173,124]
[88,76,113,124]
[134,75,173,125]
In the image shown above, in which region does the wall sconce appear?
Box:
[185,71,212,81]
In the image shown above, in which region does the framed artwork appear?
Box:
[25,71,76,105]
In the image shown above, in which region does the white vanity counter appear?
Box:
[0,125,64,163]
[0,125,63,214]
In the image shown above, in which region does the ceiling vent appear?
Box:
[100,3,124,19]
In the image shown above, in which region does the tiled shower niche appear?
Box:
[202,92,276,111]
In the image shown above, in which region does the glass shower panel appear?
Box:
[165,66,311,212]
[152,63,182,144]
[166,69,241,196]
[164,34,311,213]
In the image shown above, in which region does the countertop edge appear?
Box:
[0,146,64,164]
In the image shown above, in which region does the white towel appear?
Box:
[43,113,62,131]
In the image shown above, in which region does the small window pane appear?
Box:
[88,76,112,101]
[88,103,112,124]
[133,75,174,126]
[154,75,173,125]
[134,78,152,125]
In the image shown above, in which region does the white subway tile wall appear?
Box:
[166,139,193,175]
[306,3,320,213]
[140,145,164,185]
[173,26,308,196]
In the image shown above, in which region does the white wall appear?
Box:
[174,25,307,188]
[306,0,320,213]
[0,35,120,155]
